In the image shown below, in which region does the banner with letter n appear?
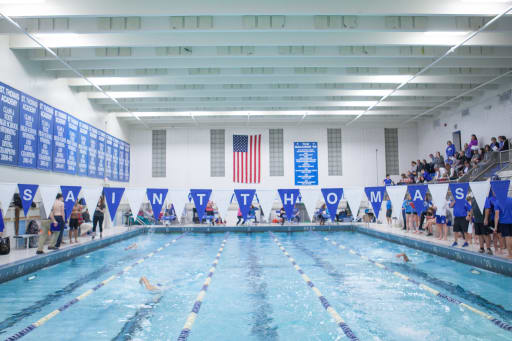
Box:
[364,186,386,218]
[233,134,261,184]
[190,189,212,221]
[146,188,169,220]
[321,188,343,222]
[278,189,300,221]
[234,189,256,220]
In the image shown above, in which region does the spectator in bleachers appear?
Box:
[417,174,426,183]
[433,152,445,169]
[433,164,447,181]
[383,174,394,186]
[498,135,509,151]
[464,143,473,159]
[469,134,479,151]
[490,137,499,151]
[445,163,457,181]
[422,169,433,182]
[398,173,409,185]
[416,159,424,174]
[446,140,456,160]
[410,161,418,176]
[483,145,493,162]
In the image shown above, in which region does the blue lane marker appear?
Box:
[269,232,359,340]
[4,233,188,341]
[177,232,229,341]
[319,233,512,334]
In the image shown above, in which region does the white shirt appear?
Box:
[436,200,450,217]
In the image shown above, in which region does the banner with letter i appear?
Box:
[103,187,125,221]
[60,185,82,220]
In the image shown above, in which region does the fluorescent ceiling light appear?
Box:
[460,0,511,3]
[0,0,45,3]
[424,31,469,36]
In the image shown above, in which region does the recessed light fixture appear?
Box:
[0,0,45,3]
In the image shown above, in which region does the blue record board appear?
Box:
[18,92,38,168]
[0,83,20,166]
[97,129,106,179]
[112,136,119,181]
[88,125,98,178]
[66,115,78,174]
[294,142,318,186]
[37,102,53,170]
[77,120,89,176]
[52,109,67,172]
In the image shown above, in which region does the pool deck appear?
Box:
[1,222,511,283]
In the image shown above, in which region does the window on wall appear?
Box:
[269,128,284,176]
[152,129,166,177]
[210,129,225,177]
[327,128,343,176]
[384,128,399,175]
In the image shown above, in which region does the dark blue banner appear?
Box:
[294,142,318,186]
[124,143,130,182]
[278,189,300,221]
[490,180,510,206]
[408,184,428,214]
[97,130,106,179]
[0,83,20,166]
[234,189,256,220]
[18,93,38,169]
[18,184,39,216]
[60,185,81,220]
[88,125,98,178]
[364,186,386,218]
[37,102,53,171]
[52,109,67,172]
[190,189,212,221]
[105,134,113,180]
[321,188,343,222]
[103,187,125,221]
[147,188,169,220]
[112,137,119,181]
[118,141,125,182]
[77,121,89,176]
[66,115,78,174]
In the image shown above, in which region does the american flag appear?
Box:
[233,134,261,183]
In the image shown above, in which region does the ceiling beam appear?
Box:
[10,31,512,49]
[1,0,510,17]
[42,57,512,71]
[66,74,512,87]
[87,88,476,99]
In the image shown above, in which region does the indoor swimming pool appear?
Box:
[0,231,511,341]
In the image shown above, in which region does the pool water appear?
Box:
[0,231,511,340]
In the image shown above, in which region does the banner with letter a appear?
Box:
[408,184,428,214]
[103,187,125,222]
[364,186,386,218]
[278,189,300,221]
[321,188,343,222]
[147,188,169,220]
[17,184,39,216]
[190,189,212,221]
[60,185,81,220]
[234,189,256,220]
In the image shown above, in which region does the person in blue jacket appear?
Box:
[446,140,456,160]
[495,196,512,259]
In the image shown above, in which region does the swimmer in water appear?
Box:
[125,243,137,250]
[396,253,410,262]
[139,276,161,291]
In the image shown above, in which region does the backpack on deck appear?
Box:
[0,237,10,255]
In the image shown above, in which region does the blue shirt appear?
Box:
[446,144,455,158]
[465,147,472,159]
[384,178,393,186]
[387,201,392,210]
[404,200,414,214]
[484,196,496,221]
[451,199,471,217]
[496,197,512,224]
[423,171,433,182]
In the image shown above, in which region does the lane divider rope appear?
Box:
[269,232,359,340]
[5,233,188,341]
[177,232,229,341]
[320,234,512,333]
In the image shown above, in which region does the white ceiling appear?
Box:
[1,0,511,128]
